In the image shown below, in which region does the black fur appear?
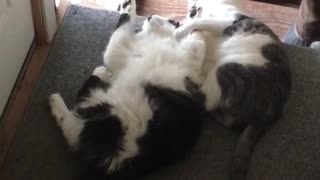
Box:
[122,0,131,9]
[189,6,198,18]
[215,49,290,128]
[79,110,124,166]
[210,15,292,180]
[116,13,130,28]
[224,14,279,41]
[76,102,113,120]
[77,75,110,103]
[168,19,180,29]
[74,79,205,180]
[189,5,201,18]
[75,75,123,173]
[129,83,205,176]
[184,77,206,105]
[213,47,291,179]
[89,84,205,180]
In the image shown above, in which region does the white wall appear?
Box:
[0,0,35,115]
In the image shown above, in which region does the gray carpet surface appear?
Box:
[1,5,320,180]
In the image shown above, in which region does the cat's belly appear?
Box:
[105,79,152,164]
[104,59,192,141]
[217,34,274,67]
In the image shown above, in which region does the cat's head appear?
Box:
[142,15,180,37]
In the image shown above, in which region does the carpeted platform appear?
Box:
[1,4,320,180]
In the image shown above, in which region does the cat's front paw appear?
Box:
[174,26,191,41]
[117,0,136,17]
[188,2,202,19]
[49,93,65,127]
[310,41,320,50]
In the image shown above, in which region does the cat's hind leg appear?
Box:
[179,31,207,87]
[92,66,112,83]
[49,93,84,150]
[77,66,112,103]
[180,31,206,68]
[181,31,206,62]
[231,125,264,180]
[186,0,203,22]
[174,18,234,41]
[117,0,136,17]
[103,0,137,80]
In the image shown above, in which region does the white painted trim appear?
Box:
[42,0,57,43]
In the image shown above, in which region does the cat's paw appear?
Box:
[173,25,192,41]
[187,2,202,19]
[310,41,320,50]
[93,66,112,83]
[117,0,136,17]
[184,77,200,94]
[49,93,66,127]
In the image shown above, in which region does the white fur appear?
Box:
[50,0,206,173]
[102,21,206,171]
[217,33,271,67]
[185,0,244,23]
[201,0,245,19]
[310,41,320,50]
[49,93,84,149]
[178,0,276,110]
[92,66,112,83]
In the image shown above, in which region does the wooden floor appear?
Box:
[66,0,298,38]
[137,0,298,38]
[65,0,298,37]
[0,0,298,171]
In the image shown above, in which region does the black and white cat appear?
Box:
[175,0,292,179]
[49,0,207,179]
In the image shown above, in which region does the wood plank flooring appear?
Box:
[68,0,298,38]
[137,0,298,38]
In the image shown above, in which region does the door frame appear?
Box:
[31,0,58,45]
[0,0,58,170]
[31,0,47,45]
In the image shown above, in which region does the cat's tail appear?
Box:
[231,125,264,180]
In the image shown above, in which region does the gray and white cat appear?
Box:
[175,0,292,179]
